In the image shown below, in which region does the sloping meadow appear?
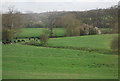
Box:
[2,34,118,79]
[47,34,118,54]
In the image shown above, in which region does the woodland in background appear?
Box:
[2,5,118,35]
[21,5,118,33]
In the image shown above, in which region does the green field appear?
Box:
[17,28,65,38]
[2,34,118,79]
[48,34,117,51]
[3,44,118,79]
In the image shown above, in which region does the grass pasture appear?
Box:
[48,34,117,53]
[3,44,118,79]
[17,28,65,38]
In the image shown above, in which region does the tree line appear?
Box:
[19,5,118,29]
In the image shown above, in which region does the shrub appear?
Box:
[80,24,92,36]
[40,33,49,45]
[2,28,15,44]
[79,24,101,36]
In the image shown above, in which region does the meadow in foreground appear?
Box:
[2,34,118,79]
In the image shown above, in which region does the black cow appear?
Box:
[21,40,25,42]
[13,40,16,43]
[17,40,21,42]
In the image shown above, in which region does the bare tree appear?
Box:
[2,6,23,44]
[42,12,60,37]
[2,6,23,30]
[55,13,81,36]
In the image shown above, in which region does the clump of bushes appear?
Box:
[65,23,101,37]
[40,33,49,46]
[2,28,15,44]
[80,24,90,36]
[24,30,49,46]
[80,24,101,36]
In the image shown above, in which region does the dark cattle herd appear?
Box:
[2,37,40,44]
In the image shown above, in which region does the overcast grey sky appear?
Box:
[1,1,119,13]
